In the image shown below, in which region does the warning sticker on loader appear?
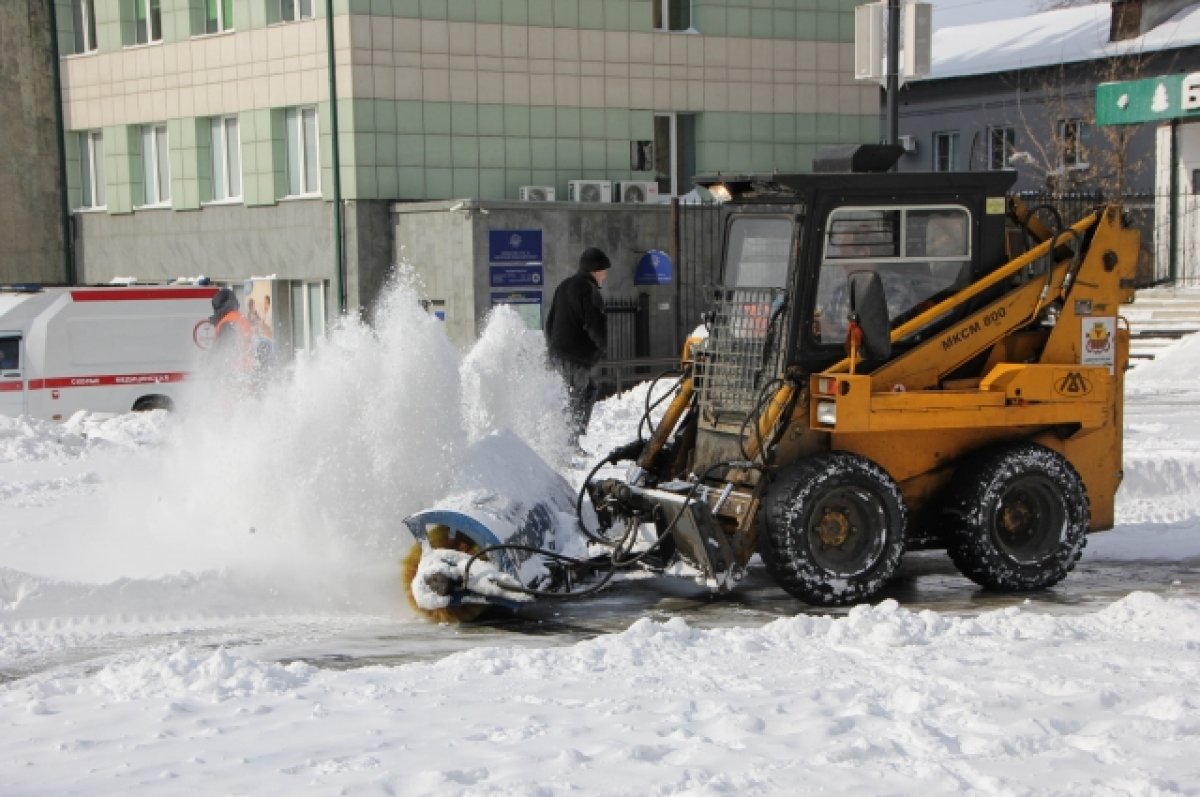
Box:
[1080,317,1116,374]
[1054,371,1094,398]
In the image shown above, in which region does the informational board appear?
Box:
[489,264,544,288]
[488,230,543,263]
[491,290,543,330]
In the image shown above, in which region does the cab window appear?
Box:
[814,205,971,346]
[724,217,794,288]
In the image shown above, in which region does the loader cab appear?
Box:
[700,164,1016,378]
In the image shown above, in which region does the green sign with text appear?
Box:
[1096,72,1200,125]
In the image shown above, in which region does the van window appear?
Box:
[0,337,19,370]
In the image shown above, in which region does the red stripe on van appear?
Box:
[70,288,219,302]
[27,372,190,390]
[0,382,22,393]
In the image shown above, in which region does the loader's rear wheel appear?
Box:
[944,443,1089,591]
[400,525,488,623]
[760,453,906,606]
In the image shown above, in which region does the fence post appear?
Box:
[670,196,681,354]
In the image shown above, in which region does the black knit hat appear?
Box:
[579,247,611,272]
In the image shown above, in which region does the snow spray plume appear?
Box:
[65,273,581,616]
[461,304,574,469]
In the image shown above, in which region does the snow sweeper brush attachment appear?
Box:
[399,431,591,622]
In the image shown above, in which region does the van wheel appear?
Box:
[944,443,1089,591]
[132,395,174,412]
[760,453,906,606]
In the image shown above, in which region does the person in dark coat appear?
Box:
[545,247,611,447]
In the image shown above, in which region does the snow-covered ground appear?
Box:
[2,282,1200,796]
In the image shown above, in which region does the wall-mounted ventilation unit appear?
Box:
[898,135,917,153]
[615,181,659,203]
[568,180,612,203]
[518,185,555,201]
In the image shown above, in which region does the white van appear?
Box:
[0,284,218,421]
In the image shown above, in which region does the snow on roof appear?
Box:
[924,2,1200,81]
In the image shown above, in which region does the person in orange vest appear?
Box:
[209,287,257,381]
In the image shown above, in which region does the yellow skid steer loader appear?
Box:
[403,144,1140,618]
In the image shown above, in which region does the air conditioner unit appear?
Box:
[898,134,917,153]
[519,185,555,201]
[568,180,612,203]
[615,181,659,204]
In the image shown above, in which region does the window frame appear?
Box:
[1057,117,1088,170]
[208,116,243,203]
[653,0,692,32]
[653,111,696,198]
[814,203,973,347]
[140,123,172,207]
[134,0,163,45]
[285,106,321,198]
[72,0,98,53]
[988,125,1015,171]
[78,130,106,210]
[932,131,959,173]
[280,0,315,22]
[205,0,235,34]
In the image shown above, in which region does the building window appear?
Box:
[206,0,234,33]
[281,0,314,21]
[210,116,242,201]
[289,280,326,350]
[141,123,171,205]
[653,0,691,31]
[285,107,320,196]
[1058,118,1088,169]
[134,0,162,44]
[988,126,1015,170]
[933,131,959,172]
[72,0,98,53]
[654,112,696,197]
[78,131,105,209]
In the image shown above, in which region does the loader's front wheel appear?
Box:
[760,453,906,606]
[944,443,1089,591]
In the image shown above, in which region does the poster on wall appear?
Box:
[489,264,543,287]
[489,230,543,263]
[243,278,277,364]
[491,291,543,331]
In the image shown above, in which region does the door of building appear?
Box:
[1176,123,1200,285]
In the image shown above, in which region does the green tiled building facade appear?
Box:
[54,0,877,317]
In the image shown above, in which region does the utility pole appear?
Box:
[885,0,900,147]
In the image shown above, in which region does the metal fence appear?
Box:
[674,200,724,347]
[1015,190,1160,287]
[598,200,723,397]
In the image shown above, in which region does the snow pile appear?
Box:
[0,414,92,463]
[3,593,1199,795]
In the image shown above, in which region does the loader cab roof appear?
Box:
[695,169,1019,206]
